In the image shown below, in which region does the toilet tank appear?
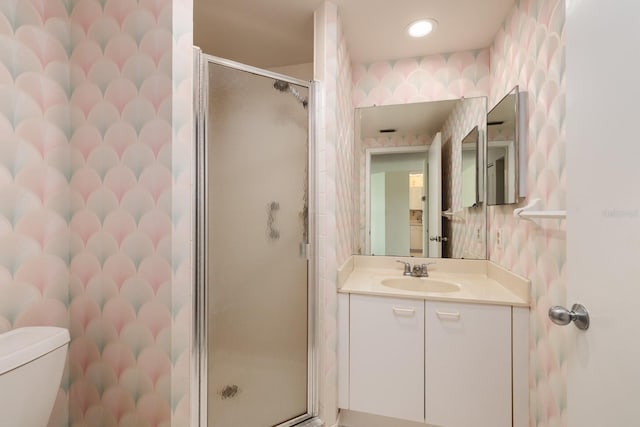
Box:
[0,327,70,427]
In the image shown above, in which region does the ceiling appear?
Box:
[194,0,515,69]
[358,100,459,139]
[194,0,320,68]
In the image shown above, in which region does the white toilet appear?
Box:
[0,327,70,427]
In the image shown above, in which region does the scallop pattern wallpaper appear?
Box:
[439,97,487,260]
[488,1,566,426]
[335,9,355,267]
[352,49,491,109]
[0,0,71,424]
[69,0,175,425]
[0,0,192,426]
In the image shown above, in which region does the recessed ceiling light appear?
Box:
[407,19,437,38]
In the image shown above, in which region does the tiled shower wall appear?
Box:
[315,1,354,424]
[314,2,338,424]
[0,0,193,426]
[488,0,567,426]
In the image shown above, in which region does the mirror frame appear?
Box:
[486,85,520,206]
[364,145,428,255]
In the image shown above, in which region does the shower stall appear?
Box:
[194,52,320,427]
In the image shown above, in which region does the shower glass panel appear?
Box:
[206,61,310,427]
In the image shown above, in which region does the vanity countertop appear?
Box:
[338,256,530,307]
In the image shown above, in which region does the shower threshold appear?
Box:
[286,416,323,427]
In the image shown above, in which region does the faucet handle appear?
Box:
[396,260,412,276]
[419,262,436,277]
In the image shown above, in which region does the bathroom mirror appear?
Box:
[487,86,519,205]
[354,97,488,259]
[461,126,481,208]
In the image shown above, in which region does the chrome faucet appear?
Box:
[396,260,412,276]
[396,260,436,277]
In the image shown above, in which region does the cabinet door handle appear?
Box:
[392,307,415,316]
[436,311,461,321]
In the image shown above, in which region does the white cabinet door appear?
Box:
[425,302,511,427]
[350,294,425,422]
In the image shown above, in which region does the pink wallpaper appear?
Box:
[0,1,71,425]
[352,50,490,108]
[0,0,191,426]
[68,1,174,426]
[336,13,355,266]
[488,0,566,426]
[439,97,487,259]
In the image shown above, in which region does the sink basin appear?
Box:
[381,277,461,293]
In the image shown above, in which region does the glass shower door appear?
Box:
[206,61,311,427]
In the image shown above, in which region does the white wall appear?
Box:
[566,1,640,425]
[385,171,410,256]
[269,63,314,81]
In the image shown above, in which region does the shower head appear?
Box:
[273,80,290,92]
[273,80,309,109]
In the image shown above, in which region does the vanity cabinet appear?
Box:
[425,301,511,427]
[349,294,425,422]
[340,293,522,426]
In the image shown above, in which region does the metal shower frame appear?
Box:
[192,48,322,427]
